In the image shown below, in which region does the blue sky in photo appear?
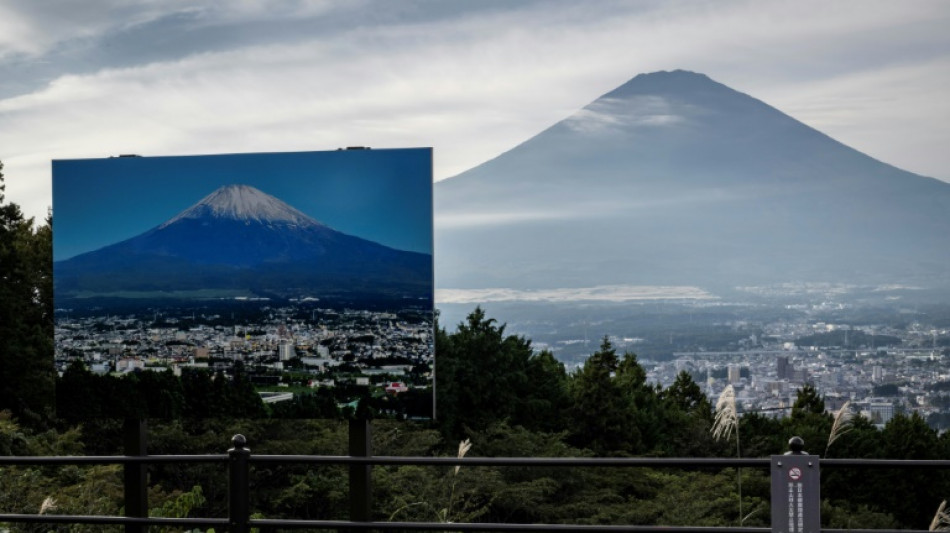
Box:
[53,148,433,260]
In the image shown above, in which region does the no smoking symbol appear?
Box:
[788,467,802,481]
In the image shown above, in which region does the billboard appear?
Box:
[53,148,434,420]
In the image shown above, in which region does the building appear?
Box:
[278,343,296,361]
[777,356,789,380]
[728,364,741,384]
[868,401,895,425]
[385,382,409,394]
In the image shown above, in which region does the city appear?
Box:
[54,295,950,430]
[587,302,950,429]
[54,303,434,407]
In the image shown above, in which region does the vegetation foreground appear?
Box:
[2,166,950,531]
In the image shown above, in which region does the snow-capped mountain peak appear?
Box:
[161,184,321,228]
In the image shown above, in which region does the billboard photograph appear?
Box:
[52,148,434,420]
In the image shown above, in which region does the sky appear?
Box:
[2,0,949,224]
[52,148,433,259]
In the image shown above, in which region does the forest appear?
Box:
[2,166,950,531]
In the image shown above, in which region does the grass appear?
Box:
[711,385,744,525]
[825,400,853,457]
[931,500,949,531]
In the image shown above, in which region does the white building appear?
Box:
[278,343,296,361]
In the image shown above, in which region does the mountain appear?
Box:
[435,70,950,294]
[55,184,432,302]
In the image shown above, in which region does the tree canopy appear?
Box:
[0,164,55,425]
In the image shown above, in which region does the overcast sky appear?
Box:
[2,0,949,223]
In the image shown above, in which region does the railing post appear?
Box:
[123,418,148,533]
[771,436,820,533]
[349,418,373,529]
[229,434,251,533]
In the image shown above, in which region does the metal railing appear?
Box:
[0,421,946,533]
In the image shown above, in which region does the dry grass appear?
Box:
[455,438,472,475]
[389,438,476,524]
[38,496,57,515]
[712,385,738,441]
[931,500,949,531]
[825,400,853,456]
[711,385,743,524]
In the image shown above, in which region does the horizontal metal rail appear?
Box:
[1,433,948,532]
[819,458,950,468]
[0,454,226,465]
[251,519,775,532]
[250,455,772,467]
[3,454,945,468]
[0,513,227,528]
[247,521,932,533]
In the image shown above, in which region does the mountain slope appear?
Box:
[435,70,950,292]
[55,184,432,301]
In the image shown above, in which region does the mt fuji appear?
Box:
[435,70,950,294]
[54,184,432,302]
[161,184,317,229]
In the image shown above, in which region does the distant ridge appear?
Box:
[435,70,950,293]
[55,184,432,302]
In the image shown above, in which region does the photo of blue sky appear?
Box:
[53,148,433,261]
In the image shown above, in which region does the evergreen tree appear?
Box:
[659,370,717,456]
[436,307,570,440]
[56,360,105,421]
[662,371,711,418]
[790,384,825,417]
[569,337,641,454]
[133,369,185,419]
[875,413,949,528]
[228,361,267,418]
[0,162,55,424]
[181,367,218,419]
[782,385,831,455]
[521,350,571,432]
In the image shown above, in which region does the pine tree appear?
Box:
[436,307,571,439]
[0,162,55,424]
[569,337,641,454]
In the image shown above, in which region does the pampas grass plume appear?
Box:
[712,385,738,441]
[825,400,853,456]
[455,438,471,475]
[39,496,57,515]
[931,500,949,531]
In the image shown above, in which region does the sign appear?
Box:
[53,148,434,420]
[771,454,820,533]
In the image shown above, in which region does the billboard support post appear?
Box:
[349,418,373,528]
[123,418,148,533]
[228,434,251,533]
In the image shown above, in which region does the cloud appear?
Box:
[1,0,949,222]
[566,96,688,135]
[0,1,346,59]
[436,285,717,304]
[436,210,566,229]
[0,0,196,58]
